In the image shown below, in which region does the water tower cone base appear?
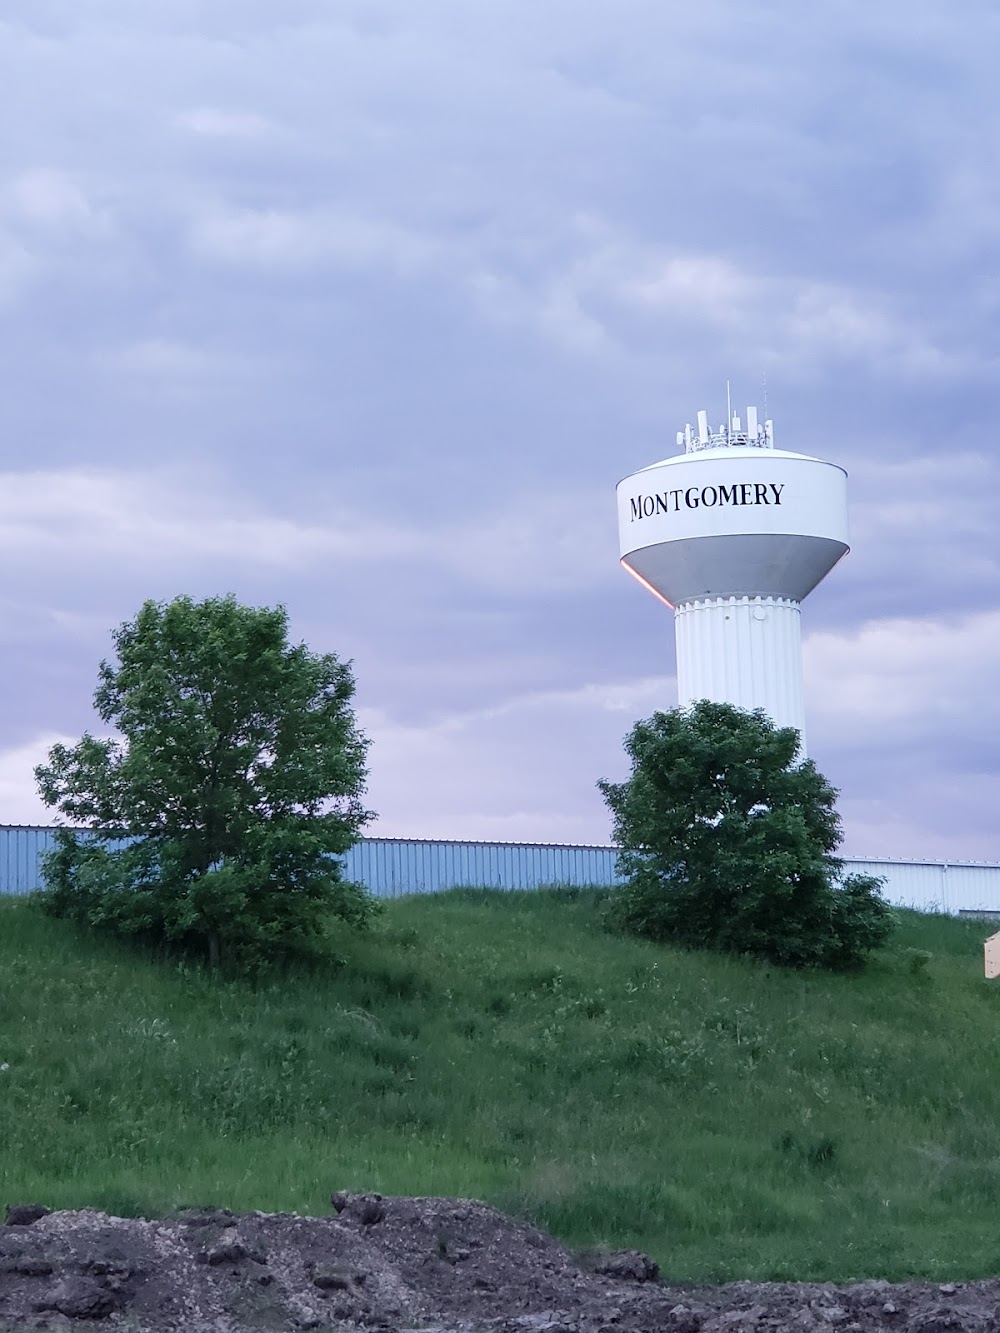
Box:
[674,596,807,751]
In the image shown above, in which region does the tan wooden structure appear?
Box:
[985,931,1000,979]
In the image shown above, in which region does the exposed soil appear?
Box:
[2,1194,997,1332]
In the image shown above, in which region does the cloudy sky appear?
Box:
[1,1,998,862]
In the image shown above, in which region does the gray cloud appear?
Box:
[0,1,997,860]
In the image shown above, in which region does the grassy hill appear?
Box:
[2,888,999,1283]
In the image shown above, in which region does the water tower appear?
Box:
[616,402,849,753]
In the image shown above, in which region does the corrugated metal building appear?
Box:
[844,857,1000,915]
[344,836,622,896]
[2,824,999,913]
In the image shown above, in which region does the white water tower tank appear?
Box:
[615,406,849,752]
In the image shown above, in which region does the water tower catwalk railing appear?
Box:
[616,400,850,752]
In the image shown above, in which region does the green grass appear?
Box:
[2,888,1000,1283]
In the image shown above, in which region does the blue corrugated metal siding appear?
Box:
[0,828,622,899]
[339,837,620,896]
[2,825,999,913]
[0,826,61,895]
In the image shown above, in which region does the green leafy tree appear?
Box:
[35,594,375,969]
[598,700,893,969]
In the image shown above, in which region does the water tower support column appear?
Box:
[673,595,807,749]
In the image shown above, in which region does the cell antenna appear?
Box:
[726,379,732,442]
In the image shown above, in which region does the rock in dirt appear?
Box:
[815,1305,848,1324]
[35,1274,117,1319]
[8,1257,54,1277]
[4,1204,50,1227]
[173,1206,237,1228]
[590,1249,660,1283]
[909,1313,966,1333]
[354,1194,387,1225]
[311,1262,355,1290]
[330,1190,386,1224]
[203,1239,249,1266]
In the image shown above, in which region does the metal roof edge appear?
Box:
[1,826,996,869]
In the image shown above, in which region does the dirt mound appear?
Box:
[2,1194,998,1332]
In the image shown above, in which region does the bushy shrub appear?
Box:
[598,701,893,969]
[35,595,377,971]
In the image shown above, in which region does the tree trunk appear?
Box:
[208,931,221,971]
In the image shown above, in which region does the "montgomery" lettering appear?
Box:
[629,482,785,521]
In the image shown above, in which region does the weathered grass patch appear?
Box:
[1,889,998,1281]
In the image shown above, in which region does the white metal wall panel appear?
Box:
[944,864,1000,914]
[845,858,949,911]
